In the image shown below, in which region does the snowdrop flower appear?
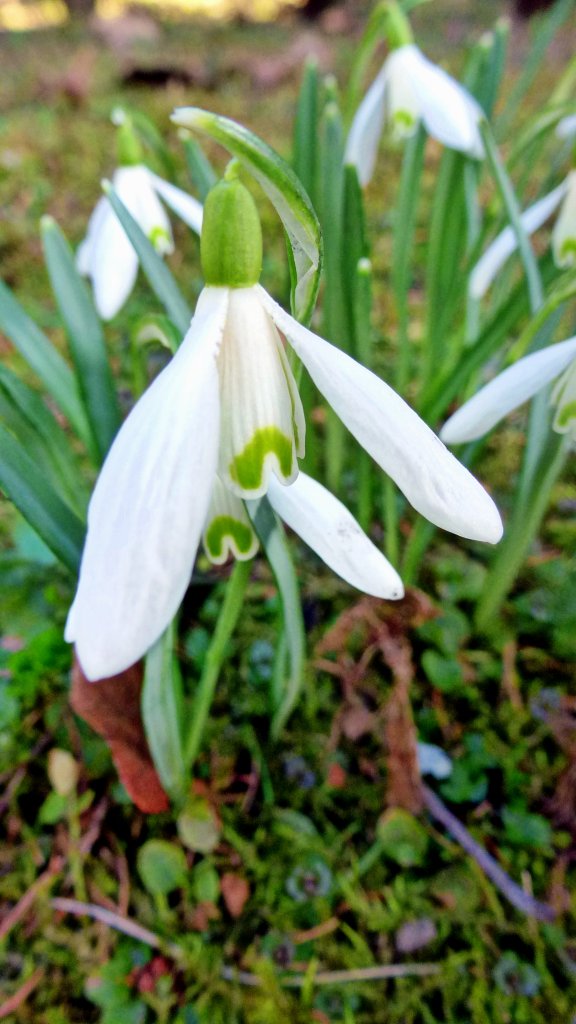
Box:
[441,335,576,445]
[345,2,484,187]
[78,116,203,320]
[469,171,576,300]
[556,114,576,141]
[66,169,502,681]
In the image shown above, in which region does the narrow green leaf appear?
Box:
[0,366,88,515]
[42,216,121,464]
[246,497,305,737]
[0,423,85,574]
[171,107,322,325]
[142,620,187,803]
[104,182,192,336]
[182,135,218,202]
[293,59,320,210]
[0,277,91,448]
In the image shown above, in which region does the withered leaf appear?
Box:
[71,657,169,814]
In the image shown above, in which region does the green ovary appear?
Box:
[205,516,255,561]
[149,226,171,251]
[229,426,294,492]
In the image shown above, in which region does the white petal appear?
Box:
[440,336,576,443]
[146,169,204,235]
[202,476,259,565]
[66,287,228,680]
[115,165,174,256]
[218,287,305,499]
[401,45,484,159]
[382,48,419,142]
[87,198,140,320]
[556,114,576,140]
[469,182,568,299]
[260,286,502,544]
[552,170,576,268]
[76,195,109,276]
[344,67,388,187]
[266,473,404,600]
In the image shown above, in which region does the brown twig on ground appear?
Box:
[0,967,45,1019]
[51,898,440,987]
[0,857,64,942]
[422,785,556,922]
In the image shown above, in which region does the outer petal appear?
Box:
[344,67,388,187]
[401,45,484,159]
[115,165,174,256]
[440,336,576,444]
[146,170,204,235]
[469,182,568,299]
[218,287,305,499]
[552,170,576,268]
[267,472,404,600]
[77,195,109,276]
[83,195,139,320]
[259,287,502,543]
[66,287,228,680]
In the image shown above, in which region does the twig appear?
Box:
[51,898,181,958]
[422,785,556,922]
[0,857,63,941]
[0,967,45,1019]
[51,898,440,988]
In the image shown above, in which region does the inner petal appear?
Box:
[551,358,576,438]
[203,476,259,565]
[218,287,305,499]
[385,50,420,141]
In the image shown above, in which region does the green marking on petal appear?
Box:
[205,515,255,561]
[555,399,576,429]
[149,225,171,251]
[560,238,576,263]
[393,109,417,131]
[229,426,294,493]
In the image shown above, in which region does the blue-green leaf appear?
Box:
[42,216,121,464]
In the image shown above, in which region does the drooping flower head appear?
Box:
[67,155,501,682]
[78,111,203,320]
[441,336,576,446]
[345,1,484,187]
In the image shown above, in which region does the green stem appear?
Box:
[474,433,567,632]
[392,126,425,393]
[184,559,251,771]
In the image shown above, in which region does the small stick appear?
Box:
[0,967,44,1019]
[52,899,440,987]
[422,785,556,922]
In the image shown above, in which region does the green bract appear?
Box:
[171,106,322,324]
[201,173,263,288]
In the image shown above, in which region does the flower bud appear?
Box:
[201,164,263,288]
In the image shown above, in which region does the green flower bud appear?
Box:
[201,164,263,288]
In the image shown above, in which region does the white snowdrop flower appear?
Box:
[78,118,203,320]
[67,171,502,681]
[345,6,484,188]
[469,171,576,301]
[441,336,576,445]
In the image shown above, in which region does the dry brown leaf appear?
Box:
[71,657,169,815]
[221,873,250,918]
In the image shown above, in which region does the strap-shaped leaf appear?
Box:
[42,216,121,465]
[0,423,85,574]
[0,366,87,516]
[246,496,305,736]
[142,620,187,803]
[0,277,91,449]
[104,182,192,336]
[171,107,322,325]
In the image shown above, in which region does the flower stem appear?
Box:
[184,559,251,772]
